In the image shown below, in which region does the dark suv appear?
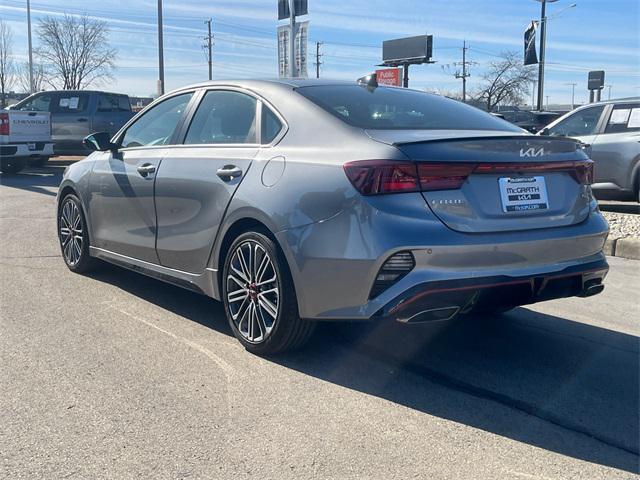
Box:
[11,90,134,157]
[500,110,562,133]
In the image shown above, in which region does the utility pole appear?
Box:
[606,84,612,100]
[454,40,471,102]
[157,0,165,96]
[26,0,34,93]
[314,41,322,78]
[535,0,558,111]
[288,0,297,77]
[566,82,576,109]
[546,95,549,110]
[204,18,213,81]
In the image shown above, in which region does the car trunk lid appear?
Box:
[367,131,592,233]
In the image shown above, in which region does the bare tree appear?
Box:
[474,51,535,111]
[16,61,48,93]
[36,14,116,90]
[0,20,15,108]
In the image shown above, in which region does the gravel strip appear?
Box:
[602,211,640,239]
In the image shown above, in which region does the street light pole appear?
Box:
[27,0,34,93]
[535,0,557,111]
[566,82,576,109]
[606,84,612,100]
[157,0,165,96]
[288,0,297,78]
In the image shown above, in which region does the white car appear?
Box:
[0,109,54,174]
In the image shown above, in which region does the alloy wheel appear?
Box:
[226,240,280,343]
[60,199,84,266]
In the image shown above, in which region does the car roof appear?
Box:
[179,78,357,91]
[577,97,639,108]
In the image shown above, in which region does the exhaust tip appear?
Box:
[579,281,605,297]
[399,306,460,324]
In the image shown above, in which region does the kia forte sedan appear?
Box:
[57,79,609,355]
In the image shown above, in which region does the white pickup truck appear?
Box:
[0,109,54,174]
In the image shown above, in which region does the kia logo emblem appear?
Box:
[520,147,545,157]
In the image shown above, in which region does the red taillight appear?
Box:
[344,159,594,195]
[417,163,475,191]
[343,160,419,195]
[0,113,9,136]
[474,160,594,185]
[573,160,594,185]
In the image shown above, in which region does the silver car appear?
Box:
[57,79,609,354]
[540,98,640,202]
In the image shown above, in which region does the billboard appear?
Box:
[277,21,308,78]
[375,68,403,86]
[588,70,605,90]
[382,35,433,64]
[278,0,308,20]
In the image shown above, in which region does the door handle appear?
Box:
[77,118,88,122]
[137,163,156,177]
[216,165,243,181]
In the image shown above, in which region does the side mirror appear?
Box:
[538,127,550,136]
[83,132,116,152]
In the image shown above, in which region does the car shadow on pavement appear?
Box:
[0,163,67,197]
[88,262,639,474]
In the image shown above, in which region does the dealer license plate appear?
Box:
[498,176,549,213]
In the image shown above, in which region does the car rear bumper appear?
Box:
[276,192,609,321]
[0,142,54,158]
[373,257,608,323]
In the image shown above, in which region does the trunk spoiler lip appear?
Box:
[363,128,581,148]
[389,134,581,148]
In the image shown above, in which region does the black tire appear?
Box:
[1,158,25,174]
[58,193,97,273]
[222,230,315,355]
[28,156,50,167]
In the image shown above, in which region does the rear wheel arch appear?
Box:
[58,184,93,245]
[632,157,640,200]
[216,217,283,298]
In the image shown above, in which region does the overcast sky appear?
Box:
[1,0,639,105]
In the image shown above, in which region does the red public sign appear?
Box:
[375,68,402,86]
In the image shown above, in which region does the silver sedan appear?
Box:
[57,79,609,354]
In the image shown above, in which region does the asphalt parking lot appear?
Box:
[1,160,639,479]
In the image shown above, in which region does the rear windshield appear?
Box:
[297,85,521,131]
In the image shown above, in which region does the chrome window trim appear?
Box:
[178,86,288,149]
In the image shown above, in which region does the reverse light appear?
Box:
[0,113,9,136]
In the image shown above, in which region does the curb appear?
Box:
[604,237,640,260]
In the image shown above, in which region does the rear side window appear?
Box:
[98,94,131,112]
[261,105,283,144]
[296,85,521,131]
[121,92,193,148]
[184,90,257,144]
[605,105,640,134]
[53,93,90,113]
